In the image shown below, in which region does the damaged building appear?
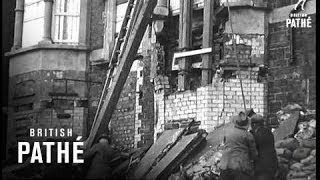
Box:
[3,0,316,179]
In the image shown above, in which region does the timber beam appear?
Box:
[178,0,193,92]
[201,0,215,85]
[85,0,158,148]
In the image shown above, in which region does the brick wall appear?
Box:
[224,34,265,65]
[155,71,267,134]
[7,70,88,146]
[267,14,316,122]
[134,57,155,148]
[87,64,137,149]
[109,71,137,149]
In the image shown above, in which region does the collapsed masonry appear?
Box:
[5,0,316,158]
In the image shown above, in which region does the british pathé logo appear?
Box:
[286,0,312,28]
[294,0,307,11]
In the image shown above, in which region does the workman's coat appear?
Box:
[251,126,278,179]
[219,124,258,176]
[82,142,115,179]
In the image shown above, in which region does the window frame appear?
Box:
[51,0,81,44]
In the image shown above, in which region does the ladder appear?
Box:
[85,0,158,148]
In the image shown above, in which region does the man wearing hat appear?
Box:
[81,133,115,179]
[250,114,278,180]
[219,111,258,180]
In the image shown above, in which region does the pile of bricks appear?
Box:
[275,111,316,180]
[183,144,224,179]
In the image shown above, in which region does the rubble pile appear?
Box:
[274,104,316,180]
[182,144,224,180]
[170,104,316,180]
[127,119,207,180]
[168,124,233,180]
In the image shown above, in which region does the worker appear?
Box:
[81,133,115,179]
[250,114,278,180]
[219,111,258,180]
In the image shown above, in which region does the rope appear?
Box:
[220,0,250,144]
[225,0,247,112]
[249,49,252,109]
[217,80,225,124]
[220,81,226,144]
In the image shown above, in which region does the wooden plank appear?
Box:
[133,129,185,179]
[173,48,212,60]
[158,136,205,180]
[201,0,215,85]
[145,133,202,180]
[178,0,192,91]
[85,0,158,148]
[273,111,300,142]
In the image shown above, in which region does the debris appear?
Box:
[273,111,300,141]
[274,105,316,180]
[129,118,206,180]
[184,144,225,179]
[292,148,312,160]
[111,146,150,179]
[294,121,315,141]
[168,165,188,180]
[299,139,316,149]
[276,148,293,159]
[275,138,300,151]
[282,103,304,113]
[133,129,185,179]
[145,132,205,180]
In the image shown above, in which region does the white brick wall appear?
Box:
[155,75,267,133]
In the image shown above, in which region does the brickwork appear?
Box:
[134,57,155,148]
[224,34,265,65]
[155,71,267,134]
[7,70,88,147]
[139,57,155,148]
[87,65,107,137]
[109,71,136,149]
[88,64,137,149]
[134,63,143,148]
[267,14,316,122]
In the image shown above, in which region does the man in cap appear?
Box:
[219,111,258,180]
[250,114,278,180]
[81,133,115,179]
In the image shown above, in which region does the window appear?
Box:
[22,0,45,47]
[53,0,80,44]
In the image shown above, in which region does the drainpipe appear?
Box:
[11,0,24,50]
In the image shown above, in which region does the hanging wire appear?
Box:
[249,45,252,109]
[221,0,251,144]
[225,0,247,112]
[217,80,226,125]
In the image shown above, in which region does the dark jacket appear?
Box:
[82,142,115,179]
[220,124,258,176]
[251,126,278,175]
